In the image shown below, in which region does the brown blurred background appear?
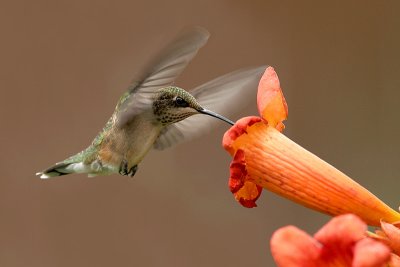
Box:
[1,1,399,266]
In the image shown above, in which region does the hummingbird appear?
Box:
[37,27,266,179]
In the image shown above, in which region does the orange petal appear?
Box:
[380,221,400,255]
[228,149,262,208]
[234,181,262,208]
[389,254,400,267]
[314,214,366,246]
[222,116,261,156]
[353,238,391,267]
[257,66,288,129]
[271,226,321,267]
[229,121,400,226]
[228,149,246,193]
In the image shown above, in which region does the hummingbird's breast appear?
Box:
[98,113,162,169]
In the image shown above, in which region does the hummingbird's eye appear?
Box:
[175,96,189,107]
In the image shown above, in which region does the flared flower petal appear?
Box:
[257,66,288,130]
[380,221,400,256]
[222,66,400,226]
[228,149,262,208]
[271,214,392,267]
[389,254,400,267]
[369,220,400,258]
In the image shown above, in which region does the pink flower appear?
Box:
[270,214,393,267]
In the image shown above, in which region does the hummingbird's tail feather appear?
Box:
[37,146,102,178]
[36,162,75,179]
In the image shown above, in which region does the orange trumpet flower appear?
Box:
[270,214,393,267]
[222,66,400,226]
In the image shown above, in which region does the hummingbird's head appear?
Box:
[153,86,234,126]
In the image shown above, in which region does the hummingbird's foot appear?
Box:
[119,160,129,176]
[128,165,138,177]
[119,160,138,177]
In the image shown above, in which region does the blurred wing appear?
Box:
[154,66,267,150]
[115,27,210,127]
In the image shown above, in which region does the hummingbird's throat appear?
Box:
[157,110,197,125]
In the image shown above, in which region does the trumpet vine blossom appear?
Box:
[222,66,400,227]
[270,214,394,267]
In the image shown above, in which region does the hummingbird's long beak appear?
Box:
[198,108,234,125]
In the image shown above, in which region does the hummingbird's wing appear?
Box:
[153,66,267,150]
[115,27,210,127]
